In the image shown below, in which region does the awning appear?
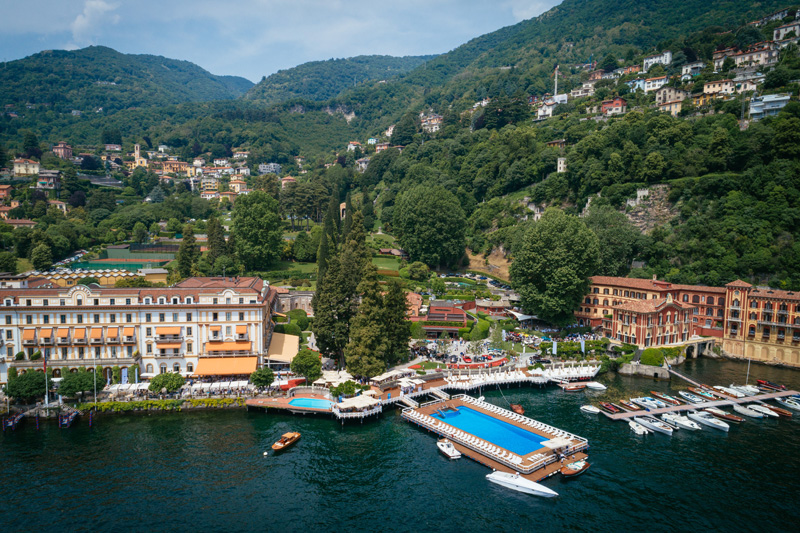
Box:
[338,395,380,409]
[39,328,52,338]
[107,327,119,338]
[193,357,258,376]
[541,437,573,450]
[236,325,247,334]
[23,329,36,340]
[266,332,299,363]
[209,325,221,332]
[73,328,86,339]
[90,328,103,339]
[156,326,181,335]
[207,341,251,352]
[157,343,182,349]
[57,328,69,337]
[122,327,135,336]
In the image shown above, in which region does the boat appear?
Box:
[689,387,720,401]
[729,384,760,396]
[619,401,641,412]
[704,407,745,424]
[633,416,674,436]
[630,397,665,410]
[650,391,681,406]
[732,404,763,419]
[560,459,590,478]
[510,404,525,415]
[678,391,707,404]
[609,403,626,413]
[580,405,601,414]
[661,412,701,430]
[757,379,786,391]
[711,386,744,399]
[3,413,24,430]
[584,382,607,391]
[563,383,586,392]
[58,412,77,429]
[271,432,301,452]
[486,471,558,498]
[762,403,792,417]
[746,404,779,418]
[687,410,729,432]
[599,402,620,414]
[775,397,800,412]
[629,421,650,435]
[437,438,462,459]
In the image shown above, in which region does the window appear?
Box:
[159,298,165,305]
[126,314,132,323]
[147,344,152,354]
[593,299,599,305]
[60,299,66,306]
[61,347,67,359]
[6,330,12,339]
[43,315,50,324]
[77,298,83,306]
[159,313,165,322]
[225,312,231,321]
[239,312,244,321]
[94,314,100,323]
[187,342,193,353]
[110,314,116,323]
[187,363,194,373]
[146,364,154,374]
[77,315,83,324]
[144,298,151,305]
[682,295,688,302]
[226,297,231,305]
[94,299,99,306]
[186,313,192,321]
[187,327,192,336]
[603,289,609,295]
[173,313,178,322]
[26,299,32,307]
[111,346,117,358]
[692,295,700,303]
[110,298,115,305]
[43,299,49,306]
[95,347,101,358]
[145,313,151,323]
[26,315,32,325]
[707,297,715,306]
[4,316,9,325]
[146,327,152,336]
[172,298,179,305]
[225,326,232,336]
[239,298,244,304]
[213,312,218,321]
[60,315,67,324]
[160,364,167,374]
[624,291,629,297]
[126,298,131,306]
[173,363,181,372]
[78,347,85,359]
[213,298,218,305]
[186,297,193,304]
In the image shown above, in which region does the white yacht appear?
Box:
[437,439,461,459]
[584,382,607,391]
[661,412,701,430]
[729,384,760,396]
[748,403,779,418]
[732,404,763,419]
[486,471,558,498]
[678,391,707,404]
[580,405,601,414]
[630,397,663,410]
[687,410,729,432]
[775,397,800,412]
[629,420,650,435]
[633,416,674,436]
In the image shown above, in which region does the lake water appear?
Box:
[2,357,799,532]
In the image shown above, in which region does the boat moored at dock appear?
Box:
[633,416,673,436]
[678,391,707,404]
[775,397,800,412]
[747,404,779,418]
[486,471,558,498]
[650,392,681,406]
[580,405,601,414]
[732,404,763,419]
[661,412,701,430]
[561,459,590,478]
[704,407,745,424]
[629,421,649,435]
[688,410,729,432]
[437,439,462,459]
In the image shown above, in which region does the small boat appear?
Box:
[762,403,792,418]
[757,379,786,391]
[629,421,650,435]
[3,413,24,430]
[510,404,525,415]
[599,402,620,414]
[630,397,664,410]
[687,410,729,432]
[689,387,720,401]
[563,383,586,392]
[437,438,462,459]
[746,404,778,418]
[580,405,600,414]
[619,401,641,412]
[729,384,760,396]
[678,391,707,404]
[661,412,701,430]
[732,404,763,419]
[58,412,77,429]
[634,416,673,436]
[775,397,800,412]
[272,432,301,452]
[584,382,607,391]
[561,459,590,478]
[704,407,745,424]
[650,391,681,406]
[486,471,558,498]
[711,386,744,399]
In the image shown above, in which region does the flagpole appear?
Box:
[44,350,49,407]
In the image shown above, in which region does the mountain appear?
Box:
[244,55,436,105]
[0,46,254,113]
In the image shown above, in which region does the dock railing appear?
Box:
[287,386,332,399]
[332,404,382,419]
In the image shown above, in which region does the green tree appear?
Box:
[600,53,619,72]
[4,370,46,402]
[176,225,199,278]
[23,131,41,159]
[149,222,161,235]
[206,216,226,264]
[148,372,185,393]
[342,192,353,237]
[392,113,417,146]
[250,367,275,388]
[30,243,53,270]
[407,261,430,281]
[232,191,283,271]
[383,280,411,365]
[0,251,18,274]
[166,218,182,233]
[362,193,376,231]
[293,231,315,262]
[58,368,98,399]
[584,205,642,276]
[510,209,600,325]
[290,348,322,383]
[393,185,466,268]
[133,222,148,243]
[345,268,388,377]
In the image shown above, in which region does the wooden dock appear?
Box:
[601,389,799,420]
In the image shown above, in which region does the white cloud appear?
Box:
[70,0,120,45]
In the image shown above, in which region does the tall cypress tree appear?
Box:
[206,216,226,265]
[383,280,411,366]
[344,267,387,378]
[327,195,341,235]
[177,225,199,278]
[316,232,330,283]
[342,192,353,238]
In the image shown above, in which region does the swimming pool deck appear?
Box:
[403,395,589,482]
[246,394,334,415]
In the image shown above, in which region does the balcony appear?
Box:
[156,335,183,343]
[22,337,37,346]
[39,336,54,345]
[90,336,104,345]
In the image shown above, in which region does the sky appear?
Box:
[0,0,562,82]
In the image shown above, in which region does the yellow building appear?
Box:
[30,269,139,287]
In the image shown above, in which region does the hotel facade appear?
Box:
[0,277,281,384]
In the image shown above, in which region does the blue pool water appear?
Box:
[288,398,333,409]
[432,406,548,455]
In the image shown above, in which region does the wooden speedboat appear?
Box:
[711,386,744,399]
[510,404,525,415]
[272,432,301,452]
[704,407,744,424]
[437,438,461,459]
[757,379,786,391]
[486,471,558,497]
[561,459,590,478]
[763,403,792,417]
[619,401,641,412]
[563,383,586,392]
[775,397,800,412]
[599,402,620,414]
[650,391,681,406]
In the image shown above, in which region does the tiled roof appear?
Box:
[749,287,800,301]
[725,279,752,288]
[615,298,693,313]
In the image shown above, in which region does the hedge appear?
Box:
[640,348,665,366]
[274,323,302,336]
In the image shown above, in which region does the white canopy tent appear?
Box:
[541,437,573,450]
[337,394,381,410]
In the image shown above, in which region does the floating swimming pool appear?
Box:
[432,406,548,456]
[288,398,333,409]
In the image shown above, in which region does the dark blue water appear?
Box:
[2,358,799,532]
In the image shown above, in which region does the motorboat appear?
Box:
[629,421,650,435]
[661,412,701,430]
[4,413,24,430]
[704,407,745,424]
[584,382,607,391]
[486,471,558,498]
[757,379,786,391]
[580,405,601,414]
[650,391,682,406]
[619,401,641,412]
[711,386,744,399]
[775,397,800,412]
[58,412,77,429]
[633,416,673,436]
[732,404,763,419]
[563,383,587,392]
[272,432,301,452]
[599,402,620,414]
[678,391,707,404]
[437,438,462,459]
[560,459,590,478]
[762,403,792,417]
[745,404,778,418]
[689,387,720,401]
[687,410,729,432]
[630,397,664,410]
[510,404,525,415]
[729,384,760,396]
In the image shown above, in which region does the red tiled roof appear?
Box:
[725,279,752,288]
[615,298,693,313]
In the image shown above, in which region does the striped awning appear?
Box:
[122,327,135,337]
[236,325,247,334]
[90,328,103,339]
[156,326,181,335]
[23,329,36,340]
[107,327,119,338]
[57,328,69,337]
[39,328,53,338]
[72,328,86,339]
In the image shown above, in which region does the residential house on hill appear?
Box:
[681,61,705,80]
[774,21,800,41]
[233,151,249,160]
[623,65,641,75]
[658,100,684,117]
[0,184,12,201]
[626,78,646,92]
[258,162,281,175]
[655,86,690,105]
[601,97,627,115]
[643,76,668,93]
[53,141,72,160]
[704,79,735,95]
[346,141,362,152]
[356,157,370,172]
[375,142,391,153]
[13,159,40,176]
[713,47,738,71]
[280,176,296,189]
[734,42,779,68]
[570,81,597,98]
[643,50,672,71]
[749,93,791,121]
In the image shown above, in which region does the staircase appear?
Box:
[429,388,450,401]
[399,397,419,408]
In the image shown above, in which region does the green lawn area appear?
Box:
[268,261,317,273]
[418,361,445,370]
[17,258,33,272]
[372,256,400,270]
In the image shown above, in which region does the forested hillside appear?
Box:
[0,46,253,113]
[245,55,435,105]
